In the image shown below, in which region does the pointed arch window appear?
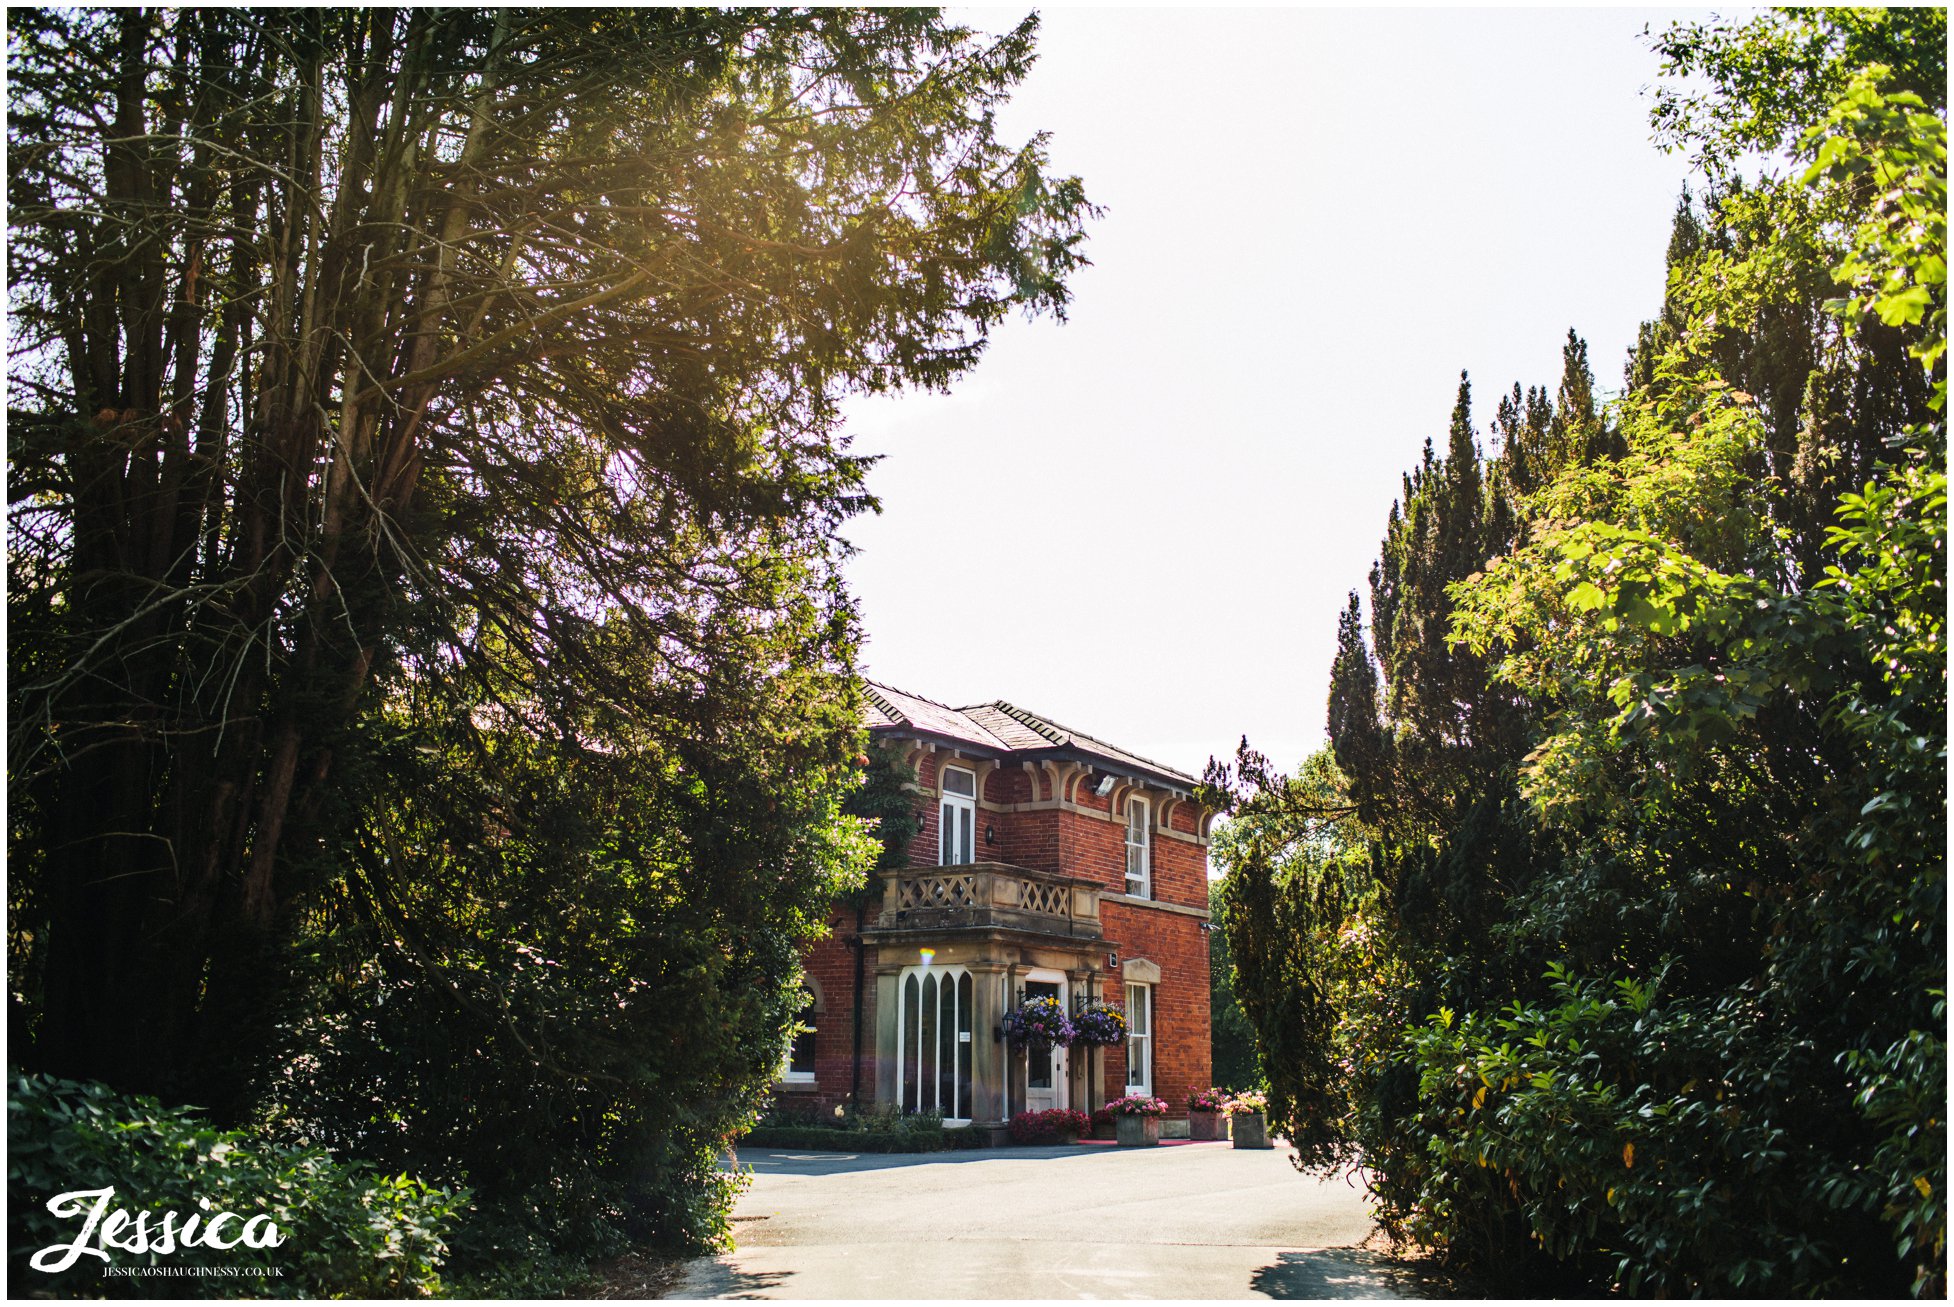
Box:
[897,965,974,1123]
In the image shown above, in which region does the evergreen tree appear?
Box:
[5,6,1094,1262]
[1219,8,1944,1294]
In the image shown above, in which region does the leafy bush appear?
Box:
[758,1098,827,1129]
[737,1127,946,1153]
[1007,1109,1089,1144]
[1394,967,1918,1295]
[8,1074,461,1299]
[841,1103,943,1135]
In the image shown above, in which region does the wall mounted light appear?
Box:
[984,824,997,846]
[1093,773,1117,797]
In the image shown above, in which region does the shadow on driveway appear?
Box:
[673,1261,795,1300]
[1250,1249,1454,1299]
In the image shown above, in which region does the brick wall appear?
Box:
[1099,900,1213,1117]
[778,910,874,1116]
[1052,799,1209,911]
[995,803,1061,871]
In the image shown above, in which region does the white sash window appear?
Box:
[1125,797,1150,897]
[940,766,976,866]
[1125,981,1152,1095]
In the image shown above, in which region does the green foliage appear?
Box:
[1207,880,1262,1092]
[1398,968,1891,1295]
[1803,67,1949,384]
[738,1127,948,1154]
[266,673,880,1267]
[1440,28,1944,1288]
[1649,8,1946,174]
[841,738,924,906]
[9,1074,461,1299]
[1217,9,1944,1296]
[837,1103,943,1135]
[1208,750,1386,1174]
[7,7,1091,1286]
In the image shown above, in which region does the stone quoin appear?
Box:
[779,683,1216,1136]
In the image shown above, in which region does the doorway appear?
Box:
[1023,971,1068,1111]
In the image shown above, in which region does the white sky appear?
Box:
[839,7,1709,778]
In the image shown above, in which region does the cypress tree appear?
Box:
[1326,591,1386,823]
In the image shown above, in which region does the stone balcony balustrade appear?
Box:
[871,861,1103,940]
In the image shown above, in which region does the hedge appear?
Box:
[737,1127,948,1153]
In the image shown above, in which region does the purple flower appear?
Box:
[1069,1002,1128,1047]
[1003,996,1075,1050]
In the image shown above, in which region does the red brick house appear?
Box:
[783,682,1217,1135]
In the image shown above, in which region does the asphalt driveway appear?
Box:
[669,1141,1440,1299]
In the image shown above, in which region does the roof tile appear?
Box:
[864,680,1198,788]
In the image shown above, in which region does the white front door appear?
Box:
[1024,974,1068,1112]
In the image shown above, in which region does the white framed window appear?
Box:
[781,1001,817,1084]
[940,766,976,866]
[1125,982,1152,1095]
[1125,796,1150,898]
[897,965,974,1123]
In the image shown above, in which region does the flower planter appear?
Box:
[1231,1111,1272,1149]
[1116,1115,1161,1147]
[1188,1109,1228,1142]
[1057,1130,1081,1146]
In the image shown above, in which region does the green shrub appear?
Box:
[738,1126,946,1153]
[758,1098,826,1129]
[1392,967,1933,1296]
[8,1073,462,1299]
[840,1103,943,1134]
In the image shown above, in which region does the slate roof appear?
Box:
[863,680,1199,791]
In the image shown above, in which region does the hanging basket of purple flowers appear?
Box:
[1002,995,1075,1050]
[1069,1000,1127,1047]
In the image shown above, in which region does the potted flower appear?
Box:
[1106,1094,1168,1147]
[1186,1086,1232,1141]
[1002,995,1075,1050]
[1069,1001,1127,1047]
[1089,1105,1118,1140]
[1229,1090,1273,1149]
